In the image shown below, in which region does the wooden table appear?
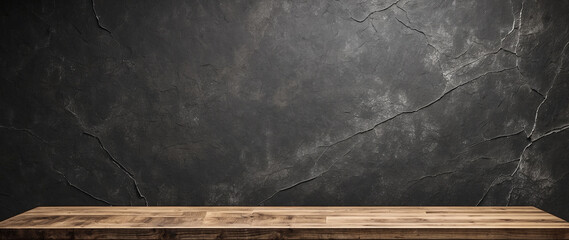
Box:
[1,206,568,239]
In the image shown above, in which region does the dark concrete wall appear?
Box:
[1,0,569,221]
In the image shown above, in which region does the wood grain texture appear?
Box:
[1,206,568,239]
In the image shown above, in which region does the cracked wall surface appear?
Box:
[1,0,569,221]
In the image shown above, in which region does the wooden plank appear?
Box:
[1,206,568,239]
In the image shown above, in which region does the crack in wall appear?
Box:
[530,87,545,98]
[392,4,453,63]
[311,147,330,170]
[407,171,454,188]
[258,174,319,206]
[83,132,149,206]
[527,40,569,139]
[89,0,135,55]
[91,0,112,34]
[510,40,569,177]
[393,16,443,58]
[505,186,517,206]
[453,47,471,60]
[475,158,521,206]
[64,98,149,205]
[266,67,517,203]
[54,169,113,205]
[466,129,526,150]
[350,0,402,23]
[271,51,521,206]
[64,100,88,130]
[477,175,511,206]
[354,0,521,83]
[443,48,518,79]
[0,125,49,144]
[500,0,517,46]
[511,124,569,177]
[353,2,449,76]
[83,132,134,177]
[258,145,355,205]
[318,66,518,151]
[444,1,523,81]
[481,129,526,142]
[536,124,569,141]
[514,0,524,67]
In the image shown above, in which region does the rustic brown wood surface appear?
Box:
[1,206,568,239]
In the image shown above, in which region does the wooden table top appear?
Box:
[1,206,568,239]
